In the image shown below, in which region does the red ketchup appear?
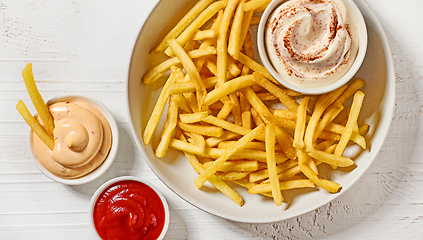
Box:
[93,180,166,240]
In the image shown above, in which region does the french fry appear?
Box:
[170,139,288,163]
[256,92,278,101]
[250,15,261,25]
[261,165,302,183]
[241,111,252,129]
[208,100,224,110]
[16,100,54,150]
[240,11,254,50]
[179,133,244,206]
[293,97,309,149]
[143,68,178,145]
[184,131,206,153]
[254,2,270,12]
[273,108,298,121]
[183,39,198,52]
[204,58,218,75]
[229,93,242,126]
[202,115,265,141]
[155,97,179,158]
[192,29,216,40]
[22,63,54,136]
[240,87,297,130]
[168,76,217,94]
[151,0,214,53]
[183,91,199,113]
[179,111,209,123]
[252,72,298,111]
[227,56,242,78]
[304,85,348,152]
[242,0,271,12]
[317,130,366,149]
[248,180,315,194]
[216,101,234,119]
[164,1,226,56]
[205,131,240,147]
[203,160,259,172]
[249,159,298,183]
[204,56,241,80]
[335,78,365,105]
[217,0,240,86]
[313,102,344,142]
[359,124,369,135]
[218,140,287,152]
[144,46,216,85]
[258,91,302,101]
[238,87,270,121]
[266,124,283,205]
[194,124,265,188]
[242,31,254,72]
[203,75,255,106]
[238,52,279,84]
[251,107,265,127]
[217,171,249,181]
[172,93,193,113]
[315,140,336,152]
[334,91,365,156]
[239,92,251,112]
[308,150,354,167]
[228,0,246,60]
[275,125,296,159]
[167,38,207,104]
[297,148,340,193]
[231,178,273,198]
[194,9,224,74]
[178,121,223,137]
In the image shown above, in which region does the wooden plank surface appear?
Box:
[1,0,422,239]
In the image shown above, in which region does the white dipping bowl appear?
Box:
[88,176,170,240]
[257,0,368,94]
[28,95,119,185]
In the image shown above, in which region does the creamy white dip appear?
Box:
[265,0,359,88]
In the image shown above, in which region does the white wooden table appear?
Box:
[1,0,421,239]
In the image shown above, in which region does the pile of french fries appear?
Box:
[142,0,368,207]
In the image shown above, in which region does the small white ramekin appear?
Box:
[257,0,368,94]
[88,176,170,240]
[28,95,119,185]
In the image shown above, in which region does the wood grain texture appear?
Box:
[1,0,422,239]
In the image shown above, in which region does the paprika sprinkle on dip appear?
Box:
[265,0,359,88]
[93,180,167,240]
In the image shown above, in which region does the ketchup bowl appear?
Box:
[88,176,170,240]
[28,95,119,185]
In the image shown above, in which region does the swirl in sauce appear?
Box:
[265,0,359,87]
[32,100,112,179]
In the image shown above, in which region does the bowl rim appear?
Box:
[257,0,368,94]
[28,94,119,185]
[88,176,170,240]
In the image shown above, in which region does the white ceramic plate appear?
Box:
[127,0,395,223]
